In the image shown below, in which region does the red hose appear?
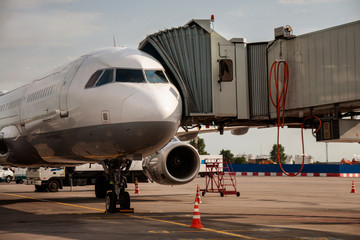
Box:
[269,59,321,176]
[269,60,289,128]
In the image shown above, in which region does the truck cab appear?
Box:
[26,167,65,192]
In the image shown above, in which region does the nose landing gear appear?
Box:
[102,159,133,213]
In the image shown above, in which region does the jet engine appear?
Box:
[142,138,200,185]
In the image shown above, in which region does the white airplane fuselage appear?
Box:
[0,47,182,166]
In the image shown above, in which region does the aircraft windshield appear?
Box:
[145,70,168,83]
[85,70,102,88]
[96,69,114,86]
[116,69,145,83]
[85,68,168,88]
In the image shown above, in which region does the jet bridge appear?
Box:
[139,19,249,124]
[139,19,360,142]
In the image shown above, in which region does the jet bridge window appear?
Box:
[145,70,168,83]
[219,59,233,82]
[116,69,145,83]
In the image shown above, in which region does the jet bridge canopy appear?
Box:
[140,19,250,125]
[139,21,212,116]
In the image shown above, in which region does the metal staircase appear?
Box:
[200,157,240,197]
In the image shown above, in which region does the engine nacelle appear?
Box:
[142,138,200,185]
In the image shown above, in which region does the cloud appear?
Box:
[0,10,103,48]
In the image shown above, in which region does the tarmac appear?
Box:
[0,176,359,240]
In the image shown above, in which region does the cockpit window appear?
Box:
[85,70,103,88]
[145,70,168,83]
[96,69,114,86]
[116,69,145,83]
[85,68,150,89]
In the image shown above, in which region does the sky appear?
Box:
[0,0,359,162]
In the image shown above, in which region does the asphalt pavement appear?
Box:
[0,176,359,239]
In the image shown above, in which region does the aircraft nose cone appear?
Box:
[121,85,181,124]
[119,85,182,156]
[153,85,182,122]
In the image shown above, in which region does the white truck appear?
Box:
[0,167,14,183]
[26,167,66,192]
[26,161,147,192]
[198,155,223,177]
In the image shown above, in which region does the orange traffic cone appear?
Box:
[190,200,203,229]
[350,180,356,193]
[195,185,202,204]
[135,178,140,194]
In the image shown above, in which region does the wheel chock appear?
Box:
[116,208,134,213]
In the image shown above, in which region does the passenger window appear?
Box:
[85,70,103,88]
[116,69,145,83]
[96,69,114,86]
[145,70,168,83]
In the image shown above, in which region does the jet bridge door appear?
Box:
[59,56,87,117]
[213,43,237,117]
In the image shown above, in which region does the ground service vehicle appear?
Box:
[13,168,26,183]
[0,167,13,183]
[26,162,147,192]
[198,155,223,177]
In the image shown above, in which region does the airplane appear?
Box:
[0,47,200,213]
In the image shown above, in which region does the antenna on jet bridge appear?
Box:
[113,36,117,47]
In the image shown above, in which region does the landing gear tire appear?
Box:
[220,192,224,197]
[48,180,59,192]
[119,191,131,209]
[5,176,12,183]
[236,192,240,197]
[105,191,116,213]
[95,175,108,198]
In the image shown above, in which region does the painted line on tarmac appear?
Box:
[54,201,105,212]
[1,193,38,200]
[116,213,263,239]
[1,192,262,240]
[1,193,105,212]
